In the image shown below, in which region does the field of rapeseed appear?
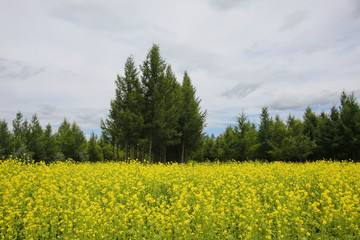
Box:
[1,158,360,239]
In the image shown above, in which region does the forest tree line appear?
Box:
[1,90,359,163]
[0,45,206,163]
[1,44,360,162]
[0,112,110,163]
[201,91,360,162]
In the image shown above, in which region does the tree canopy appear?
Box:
[1,45,359,163]
[102,45,206,163]
[201,91,360,162]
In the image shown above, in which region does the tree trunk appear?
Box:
[148,135,152,163]
[132,144,137,160]
[181,141,185,163]
[112,144,115,161]
[140,143,145,163]
[124,140,128,162]
[160,145,166,163]
[163,145,166,163]
[116,144,119,161]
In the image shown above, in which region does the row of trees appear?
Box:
[101,45,206,163]
[0,45,206,164]
[201,92,360,162]
[0,112,112,163]
[2,91,357,163]
[1,44,358,163]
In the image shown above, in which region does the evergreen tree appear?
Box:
[329,106,342,159]
[100,117,118,160]
[87,133,104,162]
[178,72,206,163]
[284,115,315,162]
[0,120,12,157]
[155,65,182,162]
[101,67,127,161]
[217,126,237,161]
[257,107,272,160]
[303,107,319,158]
[339,91,360,160]
[57,119,87,161]
[316,112,334,159]
[303,107,319,141]
[12,112,26,153]
[202,134,218,161]
[267,115,287,161]
[233,112,258,161]
[117,56,144,161]
[43,124,58,163]
[11,112,31,159]
[102,56,144,161]
[140,45,167,163]
[27,114,45,162]
[98,136,114,161]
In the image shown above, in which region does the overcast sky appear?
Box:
[1,0,360,137]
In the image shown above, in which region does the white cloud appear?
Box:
[208,0,253,10]
[280,11,308,31]
[268,90,341,111]
[221,81,260,99]
[0,58,44,80]
[1,0,360,136]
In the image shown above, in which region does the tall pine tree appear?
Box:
[0,120,12,157]
[117,56,144,161]
[57,119,86,161]
[257,107,272,160]
[140,45,167,163]
[27,114,45,162]
[339,91,360,160]
[178,72,206,163]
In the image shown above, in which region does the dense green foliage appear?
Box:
[0,113,110,163]
[201,92,360,162]
[1,45,359,163]
[101,45,206,163]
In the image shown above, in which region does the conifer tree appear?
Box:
[178,72,206,163]
[12,112,31,159]
[0,120,12,157]
[233,112,258,161]
[98,135,114,161]
[328,106,341,159]
[267,115,287,161]
[12,112,26,153]
[100,116,118,160]
[303,107,319,158]
[101,45,207,162]
[155,65,182,162]
[339,91,360,160]
[217,126,236,161]
[285,115,315,161]
[257,107,272,160]
[43,124,58,163]
[140,45,167,163]
[27,114,45,162]
[117,56,144,161]
[57,119,86,161]
[202,134,218,161]
[102,56,144,161]
[87,133,104,162]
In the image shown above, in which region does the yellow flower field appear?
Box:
[1,158,360,239]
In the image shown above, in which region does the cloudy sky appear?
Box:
[1,0,360,137]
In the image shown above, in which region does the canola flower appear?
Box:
[0,157,360,239]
